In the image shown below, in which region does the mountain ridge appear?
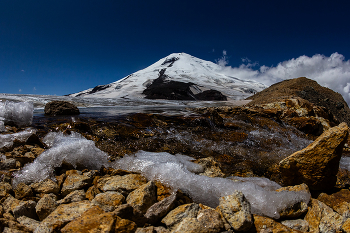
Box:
[69,53,267,100]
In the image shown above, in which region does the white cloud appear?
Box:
[33,87,36,91]
[219,52,350,106]
[216,50,229,67]
[18,89,22,93]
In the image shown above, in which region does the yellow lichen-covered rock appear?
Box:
[279,122,349,190]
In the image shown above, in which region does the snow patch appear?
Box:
[0,101,34,127]
[12,132,110,187]
[113,151,310,219]
[0,128,36,149]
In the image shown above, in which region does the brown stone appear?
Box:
[86,185,101,201]
[252,215,301,233]
[162,203,200,230]
[61,172,92,196]
[317,189,350,210]
[44,101,80,116]
[126,181,157,214]
[14,183,33,200]
[196,208,225,232]
[61,206,115,233]
[35,193,58,221]
[98,174,147,195]
[145,193,177,224]
[91,191,125,212]
[114,216,138,233]
[0,182,13,198]
[278,122,349,190]
[30,179,59,194]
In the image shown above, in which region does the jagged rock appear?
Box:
[0,218,32,233]
[98,174,147,195]
[196,208,225,233]
[276,183,310,218]
[30,179,59,194]
[57,189,86,204]
[217,191,252,232]
[44,101,80,116]
[14,183,33,200]
[35,201,92,233]
[17,216,40,232]
[35,194,58,221]
[12,200,37,220]
[342,218,350,233]
[281,219,309,232]
[171,217,205,233]
[279,122,349,190]
[161,203,200,230]
[61,171,92,196]
[135,226,169,233]
[304,198,344,233]
[0,182,13,198]
[145,193,177,224]
[196,157,225,178]
[317,189,350,216]
[60,206,115,233]
[252,215,299,232]
[114,216,138,233]
[86,185,100,201]
[91,191,125,212]
[2,196,22,214]
[126,181,157,214]
[0,158,16,170]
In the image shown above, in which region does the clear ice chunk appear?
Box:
[0,101,34,127]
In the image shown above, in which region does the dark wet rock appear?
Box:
[145,193,177,224]
[143,69,227,101]
[44,101,80,116]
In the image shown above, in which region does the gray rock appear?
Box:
[218,191,253,232]
[281,219,309,232]
[91,191,125,212]
[126,181,157,214]
[36,194,58,221]
[145,193,177,224]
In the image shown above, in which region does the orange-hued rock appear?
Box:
[278,122,349,190]
[252,215,302,233]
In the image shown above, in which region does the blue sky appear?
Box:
[1,0,350,101]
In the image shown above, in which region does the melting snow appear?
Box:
[0,101,34,127]
[0,128,36,149]
[11,132,311,219]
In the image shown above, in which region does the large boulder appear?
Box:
[278,122,349,190]
[44,101,80,116]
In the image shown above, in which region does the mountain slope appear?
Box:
[69,53,267,100]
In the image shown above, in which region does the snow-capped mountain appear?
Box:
[69,53,267,100]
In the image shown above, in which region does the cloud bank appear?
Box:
[218,52,350,106]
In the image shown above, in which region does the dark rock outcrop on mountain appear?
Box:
[143,69,227,101]
[246,77,350,126]
[44,101,80,116]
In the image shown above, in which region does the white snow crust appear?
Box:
[0,128,36,149]
[12,132,110,187]
[11,132,311,219]
[113,151,311,219]
[70,53,267,100]
[0,101,34,127]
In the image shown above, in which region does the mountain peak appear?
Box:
[69,53,267,100]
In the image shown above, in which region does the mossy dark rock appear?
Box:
[44,101,80,116]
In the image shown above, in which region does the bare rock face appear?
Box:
[162,203,200,230]
[44,101,80,116]
[30,179,60,195]
[278,122,349,190]
[91,191,125,212]
[217,191,252,232]
[253,215,299,233]
[36,194,58,221]
[61,171,92,196]
[98,174,147,195]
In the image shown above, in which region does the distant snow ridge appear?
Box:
[70,53,267,100]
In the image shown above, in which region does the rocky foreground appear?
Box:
[1,77,350,232]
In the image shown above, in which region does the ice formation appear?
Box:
[0,101,34,127]
[12,132,110,187]
[340,157,350,170]
[113,151,311,219]
[0,128,36,149]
